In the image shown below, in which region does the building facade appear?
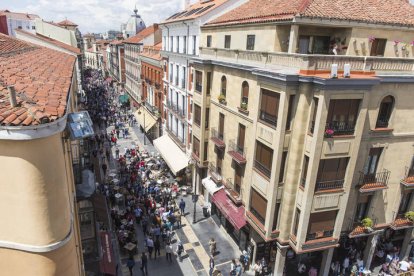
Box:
[0,34,84,275]
[121,6,146,39]
[190,0,414,275]
[0,9,39,37]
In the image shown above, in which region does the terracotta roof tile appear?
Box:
[0,33,75,126]
[208,0,414,27]
[163,0,228,23]
[124,24,159,44]
[0,10,39,20]
[57,19,78,27]
[15,29,81,55]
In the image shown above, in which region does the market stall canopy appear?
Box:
[134,108,157,133]
[75,169,96,198]
[202,177,224,195]
[211,189,247,230]
[153,134,188,175]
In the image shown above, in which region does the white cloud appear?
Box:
[23,0,185,33]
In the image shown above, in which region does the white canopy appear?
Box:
[202,177,224,195]
[153,135,188,175]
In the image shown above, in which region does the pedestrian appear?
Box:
[175,211,181,229]
[127,256,135,276]
[154,238,161,259]
[209,238,216,256]
[102,163,107,177]
[253,260,262,276]
[116,129,120,139]
[146,236,154,259]
[115,148,120,159]
[106,148,110,161]
[165,242,173,263]
[179,199,186,215]
[140,252,148,275]
[176,241,184,262]
[134,206,142,224]
[235,261,242,276]
[230,259,237,276]
[209,256,215,276]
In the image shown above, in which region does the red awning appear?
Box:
[99,231,116,275]
[211,189,247,230]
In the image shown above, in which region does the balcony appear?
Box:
[209,163,223,184]
[254,160,271,179]
[325,121,356,137]
[166,127,186,150]
[401,166,414,188]
[315,179,344,192]
[348,218,379,238]
[259,110,277,127]
[210,127,225,149]
[199,47,414,74]
[306,229,334,241]
[227,140,247,165]
[358,170,390,193]
[224,178,242,205]
[390,213,414,230]
[144,102,160,117]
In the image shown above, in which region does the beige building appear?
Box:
[0,34,84,275]
[190,0,414,274]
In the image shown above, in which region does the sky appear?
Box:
[5,0,195,34]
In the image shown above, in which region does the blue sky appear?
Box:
[5,0,192,33]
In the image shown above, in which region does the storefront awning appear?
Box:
[99,231,116,276]
[153,134,188,175]
[202,177,224,195]
[212,189,247,230]
[134,108,157,133]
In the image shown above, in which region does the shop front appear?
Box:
[210,189,249,251]
[153,134,189,176]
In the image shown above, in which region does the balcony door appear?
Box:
[237,124,246,152]
[363,148,383,176]
[355,194,372,221]
[234,165,242,194]
[299,36,310,54]
[218,113,225,140]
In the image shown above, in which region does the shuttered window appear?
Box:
[254,141,273,178]
[193,136,200,157]
[259,89,280,127]
[250,189,267,225]
[308,211,337,233]
[194,104,201,126]
[237,124,246,149]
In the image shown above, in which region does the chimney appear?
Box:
[8,86,17,107]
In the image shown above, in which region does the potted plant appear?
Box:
[325,129,334,138]
[404,211,414,222]
[361,217,374,233]
[240,101,248,110]
[218,94,226,104]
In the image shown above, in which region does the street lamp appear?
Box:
[138,107,146,145]
[188,159,198,224]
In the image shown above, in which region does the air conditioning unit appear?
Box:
[343,64,351,78]
[331,64,338,79]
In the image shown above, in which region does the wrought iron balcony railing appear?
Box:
[315,179,345,191]
[210,127,225,148]
[227,140,247,165]
[325,121,356,136]
[358,169,390,192]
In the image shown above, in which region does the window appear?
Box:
[182,67,186,88]
[363,147,383,176]
[176,36,180,52]
[193,35,197,55]
[207,35,212,47]
[31,26,35,30]
[175,65,179,85]
[220,76,227,97]
[326,99,360,136]
[292,208,300,236]
[307,211,337,240]
[204,141,208,161]
[234,165,242,194]
[355,195,372,221]
[170,36,173,51]
[206,72,211,95]
[398,191,413,214]
[218,113,225,139]
[312,36,330,54]
[254,141,273,178]
[237,124,246,151]
[193,136,200,157]
[285,95,296,130]
[216,154,223,175]
[246,35,255,50]
[241,81,249,108]
[194,104,201,126]
[309,97,319,134]
[316,158,349,191]
[195,71,202,93]
[183,36,187,54]
[250,189,267,225]
[279,151,288,183]
[224,35,231,49]
[301,156,309,187]
[259,89,280,127]
[272,203,281,230]
[376,96,394,128]
[370,38,387,57]
[205,108,210,129]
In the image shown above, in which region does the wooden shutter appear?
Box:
[308,211,337,233]
[251,189,267,221]
[238,124,246,148]
[219,113,224,135]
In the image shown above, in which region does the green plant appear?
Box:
[240,102,248,110]
[218,94,226,102]
[361,217,373,228]
[405,211,414,222]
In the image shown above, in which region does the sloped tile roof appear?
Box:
[123,24,158,44]
[57,19,78,27]
[15,29,81,55]
[0,33,75,126]
[208,0,414,27]
[0,10,39,20]
[163,0,228,23]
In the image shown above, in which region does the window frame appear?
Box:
[246,35,255,50]
[250,188,267,225]
[224,35,231,49]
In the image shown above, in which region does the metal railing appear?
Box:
[375,117,390,128]
[228,140,246,161]
[211,127,224,141]
[254,160,271,178]
[306,229,334,241]
[209,163,223,183]
[402,166,414,182]
[315,179,344,191]
[325,121,356,136]
[259,110,277,127]
[195,83,202,93]
[359,169,390,187]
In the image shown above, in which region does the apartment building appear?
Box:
[0,34,84,275]
[108,39,125,84]
[0,9,39,37]
[158,0,247,176]
[191,0,414,274]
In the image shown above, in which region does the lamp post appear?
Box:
[138,107,146,145]
[188,159,198,224]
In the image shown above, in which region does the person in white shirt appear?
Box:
[399,258,411,272]
[165,242,173,263]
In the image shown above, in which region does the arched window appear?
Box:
[221,76,227,97]
[376,96,394,128]
[241,81,249,108]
